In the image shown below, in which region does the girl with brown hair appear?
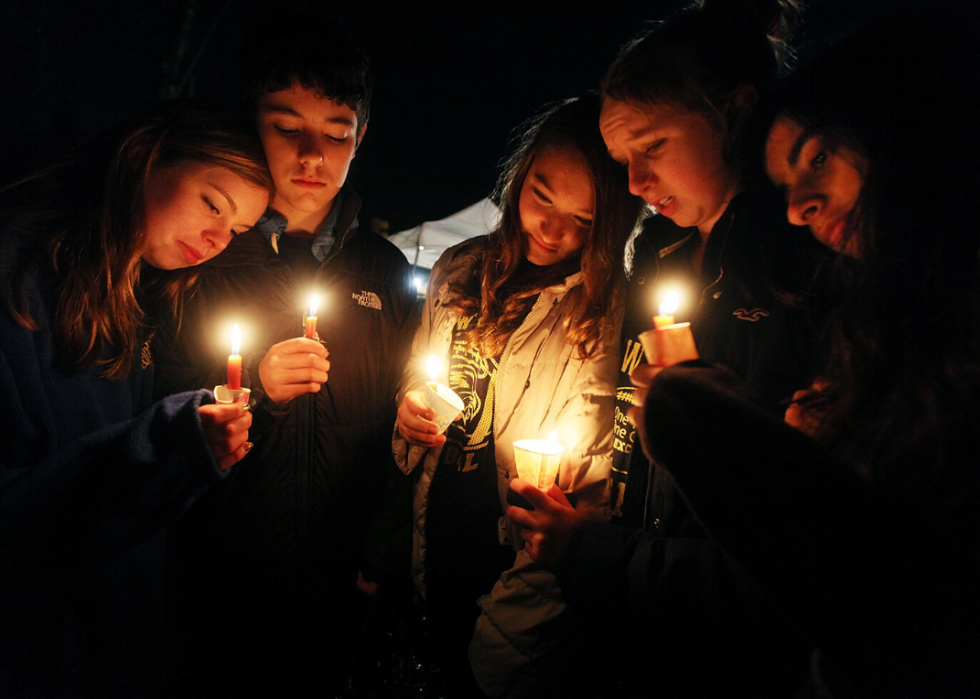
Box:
[0,110,271,697]
[394,94,642,697]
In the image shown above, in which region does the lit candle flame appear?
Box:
[309,294,319,317]
[659,290,679,317]
[426,355,440,382]
[231,323,241,355]
[547,430,558,443]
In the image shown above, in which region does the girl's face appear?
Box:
[600,98,736,236]
[765,115,868,257]
[140,161,269,270]
[519,147,595,267]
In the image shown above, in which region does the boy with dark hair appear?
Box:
[154,11,417,696]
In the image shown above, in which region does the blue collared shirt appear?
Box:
[253,193,349,262]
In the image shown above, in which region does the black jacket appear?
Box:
[577,190,832,697]
[613,189,832,521]
[644,363,980,698]
[153,188,418,692]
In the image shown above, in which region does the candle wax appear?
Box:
[227,354,242,390]
[304,315,318,340]
[653,314,675,330]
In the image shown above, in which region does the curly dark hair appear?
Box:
[239,10,371,131]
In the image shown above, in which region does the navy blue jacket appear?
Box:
[0,232,224,698]
[152,187,418,693]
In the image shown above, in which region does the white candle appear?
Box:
[513,430,565,490]
[421,355,464,433]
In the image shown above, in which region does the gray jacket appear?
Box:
[392,237,621,697]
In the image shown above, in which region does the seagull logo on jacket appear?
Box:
[733,308,770,322]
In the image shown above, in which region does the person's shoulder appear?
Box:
[205,228,276,269]
[431,235,488,276]
[342,226,415,285]
[353,225,409,259]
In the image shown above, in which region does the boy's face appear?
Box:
[256,82,364,228]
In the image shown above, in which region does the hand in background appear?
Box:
[199,402,252,470]
[396,389,457,448]
[784,379,827,436]
[356,570,380,597]
[506,478,582,570]
[258,338,330,403]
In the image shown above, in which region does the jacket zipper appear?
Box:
[493,280,573,442]
[697,210,735,312]
[296,198,357,598]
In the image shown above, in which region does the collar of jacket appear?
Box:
[431,236,586,309]
[208,185,364,268]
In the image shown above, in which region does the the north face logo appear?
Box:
[353,291,382,310]
[733,308,770,321]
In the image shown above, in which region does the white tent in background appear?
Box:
[389,198,501,271]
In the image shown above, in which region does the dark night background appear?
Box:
[0,0,937,236]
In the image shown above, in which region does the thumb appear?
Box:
[544,482,572,508]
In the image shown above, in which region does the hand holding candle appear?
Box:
[638,288,698,367]
[257,337,329,404]
[421,355,464,433]
[506,478,581,570]
[396,356,464,447]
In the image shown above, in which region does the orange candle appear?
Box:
[653,290,679,330]
[227,324,242,390]
[304,294,318,340]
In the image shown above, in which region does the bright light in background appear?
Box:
[414,277,423,292]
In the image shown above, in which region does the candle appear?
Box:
[513,430,565,490]
[304,294,318,340]
[653,290,680,330]
[638,288,698,366]
[227,324,242,390]
[421,355,464,433]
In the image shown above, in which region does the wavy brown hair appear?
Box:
[1,110,271,379]
[448,95,643,360]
